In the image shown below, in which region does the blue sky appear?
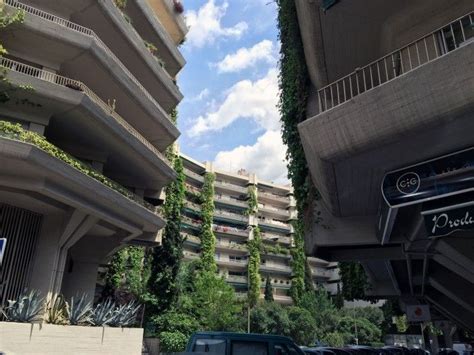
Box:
[176,0,289,184]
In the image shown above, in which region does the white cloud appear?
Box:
[185,0,248,48]
[213,40,276,73]
[187,88,210,102]
[188,68,279,137]
[214,130,288,184]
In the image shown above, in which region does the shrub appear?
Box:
[159,331,188,353]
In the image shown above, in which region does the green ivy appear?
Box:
[262,243,289,256]
[339,261,370,301]
[264,276,274,302]
[248,226,262,307]
[146,148,186,314]
[113,0,127,10]
[199,172,217,272]
[245,185,258,216]
[0,121,154,211]
[277,0,315,305]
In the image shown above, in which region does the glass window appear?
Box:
[193,338,226,353]
[274,343,301,355]
[231,341,268,355]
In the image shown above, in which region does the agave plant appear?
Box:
[4,290,45,322]
[91,298,116,326]
[108,300,141,327]
[67,294,93,325]
[46,294,68,325]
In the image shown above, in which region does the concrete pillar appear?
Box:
[28,214,66,299]
[91,161,104,173]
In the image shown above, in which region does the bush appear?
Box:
[287,306,317,345]
[159,331,188,353]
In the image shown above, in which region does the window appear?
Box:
[231,341,268,355]
[193,338,226,353]
[274,343,301,355]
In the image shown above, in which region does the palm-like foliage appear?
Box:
[4,290,45,322]
[46,294,68,325]
[91,299,117,326]
[68,294,93,325]
[109,300,141,327]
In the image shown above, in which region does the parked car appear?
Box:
[186,331,305,354]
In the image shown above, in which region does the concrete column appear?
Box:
[29,122,46,136]
[28,214,67,299]
[91,161,104,173]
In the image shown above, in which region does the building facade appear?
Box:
[0,0,186,306]
[291,0,473,334]
[180,154,340,305]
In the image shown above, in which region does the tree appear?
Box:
[192,271,242,331]
[264,277,274,302]
[250,302,290,336]
[287,306,317,345]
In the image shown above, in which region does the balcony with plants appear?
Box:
[0,121,160,215]
[1,1,179,148]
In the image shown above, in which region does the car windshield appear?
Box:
[194,338,226,353]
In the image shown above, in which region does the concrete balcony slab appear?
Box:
[299,41,474,218]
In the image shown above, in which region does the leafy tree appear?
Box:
[339,262,370,301]
[250,302,291,336]
[192,271,242,331]
[321,332,345,347]
[287,306,317,345]
[264,277,274,302]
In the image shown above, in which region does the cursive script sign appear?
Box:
[424,205,474,237]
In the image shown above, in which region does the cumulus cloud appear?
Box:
[213,40,276,73]
[214,130,288,184]
[185,0,248,48]
[188,68,279,137]
[187,88,210,102]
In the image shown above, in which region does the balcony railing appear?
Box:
[184,183,201,195]
[258,218,291,231]
[216,257,248,266]
[214,209,247,222]
[258,190,289,203]
[182,216,201,227]
[5,0,175,122]
[183,251,200,259]
[259,205,290,217]
[214,194,247,207]
[261,233,292,245]
[260,263,292,273]
[225,275,248,284]
[184,168,204,182]
[184,200,201,212]
[214,180,248,194]
[0,57,171,169]
[212,223,248,237]
[317,12,474,114]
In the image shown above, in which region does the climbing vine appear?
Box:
[248,226,262,307]
[289,220,306,305]
[339,261,370,301]
[199,172,217,272]
[146,146,186,314]
[245,185,258,216]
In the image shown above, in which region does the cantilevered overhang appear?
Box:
[0,69,176,193]
[146,0,188,45]
[1,3,179,150]
[124,0,186,76]
[0,138,165,237]
[20,0,183,112]
[298,41,474,219]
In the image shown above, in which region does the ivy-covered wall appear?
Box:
[199,172,217,272]
[276,0,311,304]
[248,226,262,307]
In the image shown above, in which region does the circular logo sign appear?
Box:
[396,172,420,195]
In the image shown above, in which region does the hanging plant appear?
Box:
[199,172,217,272]
[173,0,184,14]
[247,226,262,307]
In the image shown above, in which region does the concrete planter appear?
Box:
[0,321,143,355]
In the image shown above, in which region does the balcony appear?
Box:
[181,216,201,230]
[225,275,248,284]
[298,12,474,250]
[215,257,248,268]
[3,0,179,151]
[184,183,201,195]
[183,168,204,183]
[121,0,186,76]
[145,0,187,45]
[258,218,292,233]
[214,208,248,224]
[258,204,291,219]
[0,58,175,191]
[260,263,292,275]
[261,233,292,245]
[212,224,249,238]
[214,180,248,194]
[184,200,201,213]
[183,251,200,260]
[258,190,289,205]
[214,194,248,209]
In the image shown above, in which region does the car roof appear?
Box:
[191,331,294,342]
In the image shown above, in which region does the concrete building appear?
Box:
[0,0,186,308]
[292,0,474,334]
[180,154,341,305]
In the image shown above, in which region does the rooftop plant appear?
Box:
[3,290,45,323]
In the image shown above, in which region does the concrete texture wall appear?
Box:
[0,322,143,355]
[316,0,473,83]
